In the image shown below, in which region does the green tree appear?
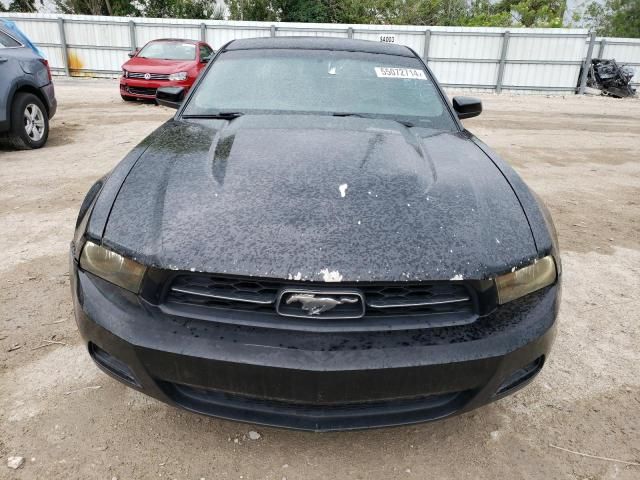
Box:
[8,0,40,12]
[277,0,329,22]
[228,0,279,21]
[54,0,227,18]
[227,0,346,23]
[582,0,640,38]
[495,0,566,27]
[158,0,226,19]
[407,0,469,25]
[54,0,140,16]
[227,0,569,27]
[461,0,516,27]
[326,0,378,24]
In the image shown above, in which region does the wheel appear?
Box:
[121,95,137,102]
[6,93,49,149]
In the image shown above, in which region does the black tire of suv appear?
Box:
[6,92,49,150]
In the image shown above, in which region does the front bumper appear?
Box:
[71,260,559,431]
[119,77,192,99]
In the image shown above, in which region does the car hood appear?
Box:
[123,56,194,73]
[101,115,538,282]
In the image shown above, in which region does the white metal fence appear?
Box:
[3,13,640,94]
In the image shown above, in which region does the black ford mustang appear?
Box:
[70,37,561,431]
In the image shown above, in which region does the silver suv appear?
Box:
[0,25,57,149]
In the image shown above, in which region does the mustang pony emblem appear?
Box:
[286,293,358,315]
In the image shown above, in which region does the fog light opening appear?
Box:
[495,356,545,397]
[89,343,140,387]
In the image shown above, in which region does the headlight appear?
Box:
[122,69,128,78]
[495,255,557,304]
[169,71,188,81]
[79,241,147,293]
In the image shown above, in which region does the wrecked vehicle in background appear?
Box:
[583,59,637,98]
[70,37,561,431]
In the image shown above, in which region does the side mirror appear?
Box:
[156,87,186,109]
[201,51,216,63]
[453,96,482,119]
[127,49,139,58]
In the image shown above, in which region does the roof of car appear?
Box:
[150,38,200,44]
[225,37,416,57]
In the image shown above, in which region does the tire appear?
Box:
[6,92,49,150]
[121,95,137,102]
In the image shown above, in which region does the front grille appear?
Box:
[127,72,170,80]
[126,86,157,96]
[364,284,471,315]
[165,274,475,319]
[170,275,279,313]
[157,380,473,431]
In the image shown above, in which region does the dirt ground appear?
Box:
[0,78,639,480]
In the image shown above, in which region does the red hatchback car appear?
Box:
[120,38,214,102]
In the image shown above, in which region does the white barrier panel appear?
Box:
[3,13,640,92]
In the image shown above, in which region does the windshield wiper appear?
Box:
[332,112,366,118]
[331,112,414,128]
[182,112,245,120]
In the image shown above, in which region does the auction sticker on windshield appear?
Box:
[374,67,427,80]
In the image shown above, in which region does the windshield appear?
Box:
[183,49,456,130]
[138,41,196,60]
